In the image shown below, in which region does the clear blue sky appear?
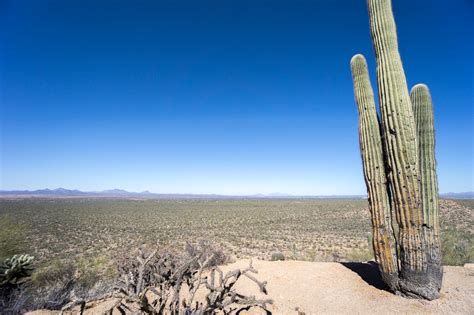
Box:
[1,0,472,195]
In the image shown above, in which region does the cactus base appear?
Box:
[380,271,399,293]
[398,267,443,300]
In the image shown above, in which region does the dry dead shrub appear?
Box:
[63,241,272,314]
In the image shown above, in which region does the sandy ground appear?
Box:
[28,260,474,314]
[219,260,474,314]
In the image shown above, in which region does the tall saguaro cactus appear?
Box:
[350,0,442,300]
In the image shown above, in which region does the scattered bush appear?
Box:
[30,259,75,286]
[0,217,27,261]
[271,252,285,261]
[441,228,474,266]
[345,249,373,262]
[2,255,116,313]
[76,255,117,287]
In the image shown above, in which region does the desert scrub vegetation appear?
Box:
[88,242,271,314]
[0,216,28,261]
[455,199,474,211]
[0,198,374,265]
[0,198,471,312]
[2,255,117,313]
[0,198,471,268]
[1,241,271,314]
[441,228,473,266]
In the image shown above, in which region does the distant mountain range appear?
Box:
[0,188,472,199]
[439,191,474,199]
[0,188,365,199]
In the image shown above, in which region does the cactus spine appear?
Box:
[351,54,398,290]
[351,0,442,300]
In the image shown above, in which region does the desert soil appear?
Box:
[28,260,474,315]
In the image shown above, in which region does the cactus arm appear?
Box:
[351,54,399,289]
[410,83,443,285]
[410,84,439,230]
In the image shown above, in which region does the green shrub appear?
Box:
[441,228,473,266]
[345,248,373,262]
[76,255,116,287]
[25,256,115,312]
[271,252,285,261]
[31,259,75,286]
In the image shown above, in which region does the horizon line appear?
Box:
[0,187,472,197]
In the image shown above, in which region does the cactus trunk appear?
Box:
[350,0,443,300]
